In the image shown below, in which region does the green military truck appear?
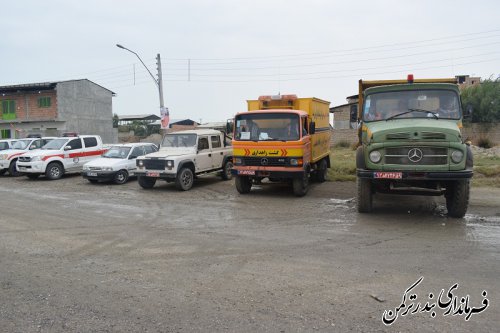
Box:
[353,75,473,217]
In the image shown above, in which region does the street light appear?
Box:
[116,43,165,111]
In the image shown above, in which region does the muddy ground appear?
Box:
[0,174,499,332]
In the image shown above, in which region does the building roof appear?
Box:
[118,114,161,121]
[0,79,115,96]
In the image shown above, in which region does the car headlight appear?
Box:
[102,167,113,171]
[83,165,90,170]
[31,156,41,162]
[451,150,464,163]
[369,150,382,163]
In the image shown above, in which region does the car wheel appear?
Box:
[9,160,21,177]
[138,176,156,189]
[221,161,233,180]
[175,167,194,191]
[45,162,64,180]
[114,170,129,184]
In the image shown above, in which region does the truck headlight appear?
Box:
[290,158,298,166]
[31,156,41,162]
[234,157,242,165]
[369,150,382,163]
[166,160,174,168]
[0,154,7,160]
[137,160,144,167]
[451,150,464,163]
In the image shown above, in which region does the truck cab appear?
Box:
[355,75,473,217]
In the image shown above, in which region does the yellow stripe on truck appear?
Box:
[233,148,303,157]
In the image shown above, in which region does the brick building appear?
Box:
[0,79,116,142]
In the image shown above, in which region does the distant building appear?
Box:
[0,79,116,142]
[456,75,481,89]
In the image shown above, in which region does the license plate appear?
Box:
[374,172,402,179]
[238,170,255,175]
[146,171,160,177]
[88,172,98,177]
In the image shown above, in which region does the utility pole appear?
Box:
[156,54,165,109]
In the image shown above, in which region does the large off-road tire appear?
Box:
[446,180,470,218]
[313,158,328,183]
[292,172,309,197]
[45,162,64,180]
[357,177,373,213]
[235,175,252,194]
[175,167,194,191]
[221,161,233,181]
[26,174,39,180]
[9,160,21,177]
[114,170,129,185]
[138,176,156,189]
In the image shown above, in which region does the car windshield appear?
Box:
[161,134,197,148]
[363,89,461,122]
[103,146,131,158]
[41,138,69,150]
[234,113,302,141]
[11,139,32,150]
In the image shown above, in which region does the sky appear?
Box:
[1,0,499,123]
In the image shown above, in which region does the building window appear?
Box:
[1,100,16,120]
[38,97,51,108]
[1,129,11,139]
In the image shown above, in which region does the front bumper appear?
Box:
[16,161,45,174]
[0,160,10,169]
[135,170,176,180]
[82,170,119,182]
[357,169,473,180]
[231,166,305,179]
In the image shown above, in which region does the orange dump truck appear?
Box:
[231,94,331,196]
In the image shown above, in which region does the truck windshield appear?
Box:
[11,139,32,150]
[363,90,461,122]
[161,134,197,148]
[41,138,69,150]
[234,113,301,141]
[103,146,131,159]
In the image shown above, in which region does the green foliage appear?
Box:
[477,137,495,149]
[461,77,500,123]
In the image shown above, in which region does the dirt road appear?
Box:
[0,174,499,332]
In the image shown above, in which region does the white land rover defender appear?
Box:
[135,129,233,190]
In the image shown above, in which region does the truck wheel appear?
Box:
[446,180,470,218]
[138,176,156,189]
[292,173,309,197]
[9,160,20,177]
[314,159,328,183]
[221,161,233,180]
[26,174,39,180]
[45,162,64,180]
[114,170,129,184]
[175,167,194,191]
[235,176,252,194]
[357,177,373,213]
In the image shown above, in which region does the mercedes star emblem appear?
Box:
[408,148,423,163]
[261,158,269,165]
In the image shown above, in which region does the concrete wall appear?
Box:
[56,80,116,143]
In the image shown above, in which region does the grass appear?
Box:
[327,146,500,188]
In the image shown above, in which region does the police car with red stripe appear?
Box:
[16,135,107,180]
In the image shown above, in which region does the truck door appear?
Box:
[82,137,100,165]
[210,135,224,169]
[196,136,212,172]
[64,138,84,171]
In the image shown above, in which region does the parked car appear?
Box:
[82,143,158,184]
[0,137,56,176]
[0,139,17,151]
[16,135,107,180]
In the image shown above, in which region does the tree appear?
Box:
[112,113,119,128]
[461,77,500,123]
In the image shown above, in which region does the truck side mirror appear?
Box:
[350,109,358,122]
[226,119,234,136]
[309,122,316,135]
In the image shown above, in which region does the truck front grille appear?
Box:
[385,147,448,165]
[18,156,31,162]
[241,157,288,166]
[143,159,166,170]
